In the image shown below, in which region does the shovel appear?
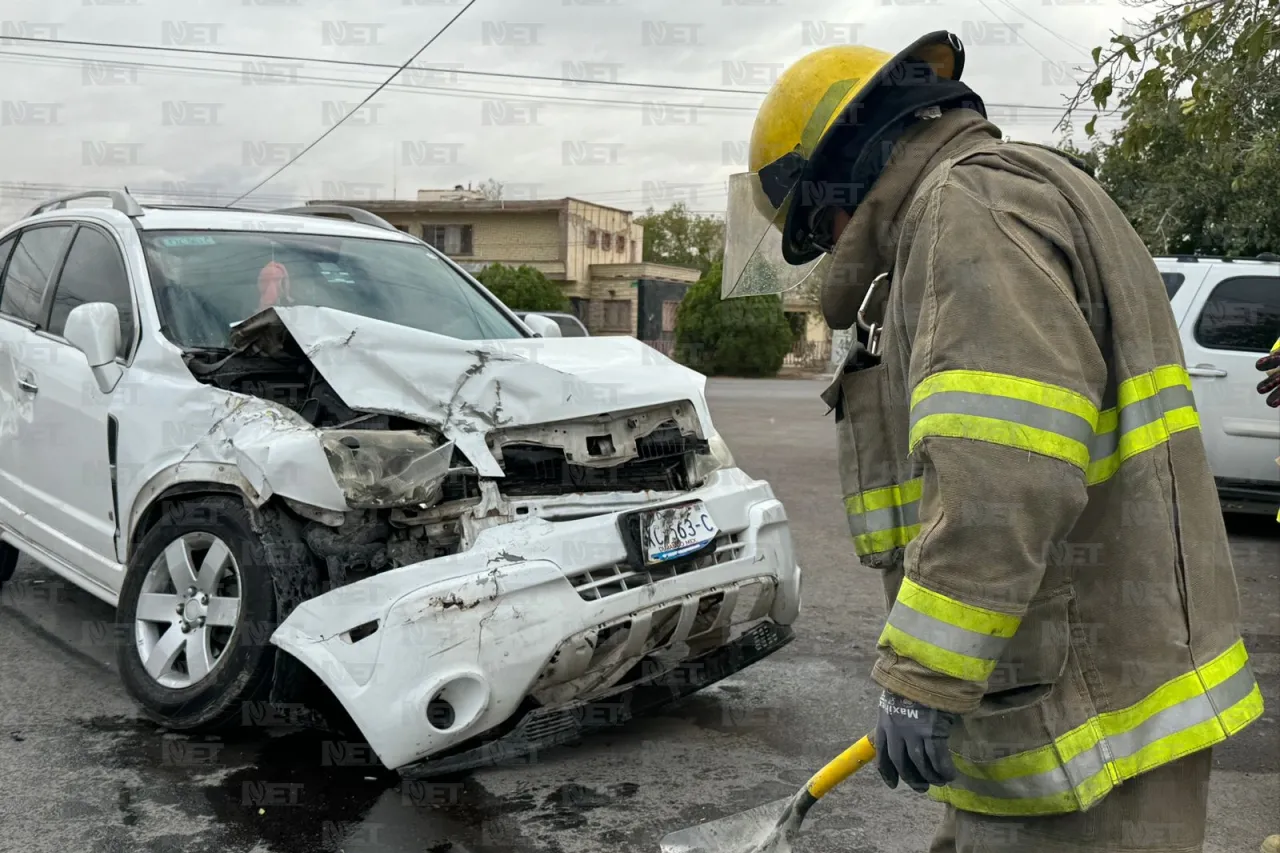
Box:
[659,734,877,853]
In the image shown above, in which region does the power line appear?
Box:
[978,0,1061,69]
[231,0,472,205]
[0,49,762,114]
[0,33,771,97]
[995,0,1092,55]
[0,34,1088,114]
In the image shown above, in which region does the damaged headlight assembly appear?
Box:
[321,430,456,509]
[691,431,737,483]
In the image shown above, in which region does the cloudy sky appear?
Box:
[0,0,1141,225]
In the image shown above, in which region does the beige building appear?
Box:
[308,189,701,340]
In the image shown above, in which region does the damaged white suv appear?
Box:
[0,190,801,775]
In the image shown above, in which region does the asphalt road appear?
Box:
[2,377,1277,853]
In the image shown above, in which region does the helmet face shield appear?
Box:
[721,170,831,299]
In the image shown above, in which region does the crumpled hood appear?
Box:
[230,306,713,478]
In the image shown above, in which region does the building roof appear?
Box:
[305,197,637,216]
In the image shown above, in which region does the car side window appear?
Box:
[0,225,73,325]
[1193,275,1280,353]
[47,226,135,358]
[1161,272,1184,299]
[0,235,17,300]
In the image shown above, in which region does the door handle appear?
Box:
[17,375,38,394]
[1187,365,1227,378]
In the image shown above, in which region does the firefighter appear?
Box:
[723,31,1265,852]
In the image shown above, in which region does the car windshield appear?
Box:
[141,230,523,349]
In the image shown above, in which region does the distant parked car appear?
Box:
[1156,253,1280,515]
[516,311,590,337]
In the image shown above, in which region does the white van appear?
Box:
[1156,254,1280,515]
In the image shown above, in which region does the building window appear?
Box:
[422,224,473,256]
[603,299,631,330]
[394,224,409,233]
[587,229,598,249]
[661,299,680,332]
[599,231,611,250]
[616,234,626,253]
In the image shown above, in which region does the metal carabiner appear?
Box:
[857,272,889,357]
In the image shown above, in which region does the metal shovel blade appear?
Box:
[659,791,804,853]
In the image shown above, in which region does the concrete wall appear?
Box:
[378,209,564,268]
[564,200,641,290]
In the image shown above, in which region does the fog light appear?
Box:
[426,696,455,730]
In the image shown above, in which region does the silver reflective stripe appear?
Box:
[909,391,1096,446]
[847,501,920,538]
[1088,385,1197,464]
[885,602,1009,661]
[946,662,1258,801]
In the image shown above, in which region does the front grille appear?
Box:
[497,422,704,497]
[564,533,744,600]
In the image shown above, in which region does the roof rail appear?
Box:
[24,188,143,220]
[1257,252,1280,262]
[141,203,261,213]
[270,204,399,233]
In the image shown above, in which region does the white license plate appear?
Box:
[640,501,719,564]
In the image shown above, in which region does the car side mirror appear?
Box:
[523,314,562,338]
[65,302,124,393]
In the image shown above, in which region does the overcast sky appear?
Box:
[0,0,1142,225]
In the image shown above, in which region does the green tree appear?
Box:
[1061,0,1280,255]
[673,261,794,377]
[474,263,570,312]
[636,202,725,274]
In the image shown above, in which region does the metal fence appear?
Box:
[783,338,833,368]
[641,337,833,369]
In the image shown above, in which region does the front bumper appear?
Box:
[271,468,801,770]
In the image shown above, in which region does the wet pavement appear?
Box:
[2,377,1278,853]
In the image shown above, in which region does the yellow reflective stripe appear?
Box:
[909,370,1099,471]
[845,479,922,557]
[910,414,1092,469]
[853,524,921,558]
[845,479,922,514]
[929,639,1264,816]
[1087,364,1202,486]
[1271,336,1280,354]
[878,624,997,681]
[894,577,1021,638]
[910,370,1099,425]
[877,577,1021,682]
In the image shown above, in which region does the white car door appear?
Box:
[0,230,36,544]
[11,223,132,592]
[1181,264,1280,484]
[0,223,76,550]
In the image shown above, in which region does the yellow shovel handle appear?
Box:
[804,734,877,800]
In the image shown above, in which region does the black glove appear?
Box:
[1257,350,1280,409]
[874,690,960,793]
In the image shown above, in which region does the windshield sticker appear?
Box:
[317,263,356,285]
[157,235,217,247]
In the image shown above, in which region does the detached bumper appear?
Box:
[270,468,801,770]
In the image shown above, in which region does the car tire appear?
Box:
[116,495,280,731]
[0,542,18,590]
